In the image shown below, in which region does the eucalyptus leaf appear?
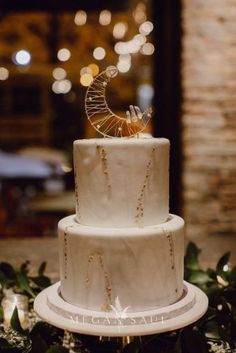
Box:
[38,262,47,276]
[216,252,230,279]
[229,265,236,283]
[10,307,25,335]
[184,242,201,271]
[203,320,221,339]
[30,276,51,289]
[20,261,30,276]
[187,270,212,285]
[16,272,35,298]
[0,263,16,280]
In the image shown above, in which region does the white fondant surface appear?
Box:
[73,138,169,227]
[58,214,184,312]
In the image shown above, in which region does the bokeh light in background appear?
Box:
[57,48,71,62]
[12,50,31,66]
[139,21,154,35]
[74,10,87,26]
[93,47,106,60]
[88,63,99,76]
[52,79,72,94]
[133,2,147,24]
[99,10,112,26]
[0,67,9,80]
[52,68,67,80]
[141,43,155,55]
[80,73,93,87]
[113,22,128,39]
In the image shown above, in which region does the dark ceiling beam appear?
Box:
[0,0,129,12]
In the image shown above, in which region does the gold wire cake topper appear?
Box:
[85,65,152,138]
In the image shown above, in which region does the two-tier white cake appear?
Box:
[58,137,185,313]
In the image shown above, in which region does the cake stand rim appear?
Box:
[34,281,208,337]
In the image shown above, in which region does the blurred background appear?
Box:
[0,0,235,268]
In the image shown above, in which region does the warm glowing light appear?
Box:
[57,48,71,62]
[117,60,131,73]
[114,36,144,55]
[119,54,131,63]
[74,10,87,26]
[134,34,147,45]
[88,63,99,76]
[52,79,72,94]
[52,67,67,80]
[133,2,147,24]
[113,22,128,39]
[13,50,31,66]
[80,66,92,76]
[141,43,155,55]
[99,10,111,26]
[93,47,106,60]
[80,73,93,86]
[0,67,9,80]
[139,21,154,35]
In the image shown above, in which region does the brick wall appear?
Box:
[182,0,236,238]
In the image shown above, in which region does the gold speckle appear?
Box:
[86,252,112,309]
[135,147,155,226]
[97,145,111,193]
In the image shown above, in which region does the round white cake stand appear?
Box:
[34,281,208,337]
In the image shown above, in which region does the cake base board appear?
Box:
[34,281,208,337]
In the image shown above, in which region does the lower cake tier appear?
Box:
[58,214,185,313]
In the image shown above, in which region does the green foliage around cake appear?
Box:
[0,242,236,353]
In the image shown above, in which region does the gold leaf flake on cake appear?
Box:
[96,145,111,193]
[135,147,155,226]
[86,252,112,311]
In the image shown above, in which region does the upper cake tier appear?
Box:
[74,137,169,228]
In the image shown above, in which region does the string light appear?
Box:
[113,22,128,39]
[99,10,111,26]
[139,21,154,35]
[141,43,155,55]
[133,2,147,24]
[52,67,67,80]
[119,54,131,63]
[0,67,9,80]
[93,47,106,60]
[80,66,92,76]
[117,60,131,73]
[80,73,93,86]
[88,63,99,76]
[52,79,72,94]
[74,10,87,26]
[13,50,31,66]
[57,48,71,62]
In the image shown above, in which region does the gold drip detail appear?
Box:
[63,225,74,280]
[135,147,155,226]
[73,160,80,221]
[86,252,112,311]
[96,145,111,193]
[163,228,178,293]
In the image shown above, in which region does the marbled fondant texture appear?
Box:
[58,214,184,312]
[73,138,169,228]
